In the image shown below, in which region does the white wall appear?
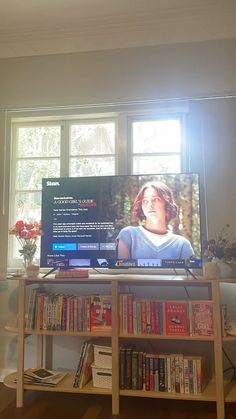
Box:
[1,39,236,108]
[0,38,236,376]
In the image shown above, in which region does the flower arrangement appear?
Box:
[9,220,41,268]
[203,224,236,263]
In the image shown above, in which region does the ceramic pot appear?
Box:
[217,261,236,278]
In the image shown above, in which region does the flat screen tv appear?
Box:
[40,173,202,271]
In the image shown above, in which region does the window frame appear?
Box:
[8,105,188,269]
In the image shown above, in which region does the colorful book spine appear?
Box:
[127,294,133,334]
[119,347,126,389]
[137,351,143,390]
[158,355,166,392]
[132,351,138,390]
[125,348,132,389]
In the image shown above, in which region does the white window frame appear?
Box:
[8,105,188,269]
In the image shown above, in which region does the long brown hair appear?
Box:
[132,181,178,224]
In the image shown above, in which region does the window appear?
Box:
[9,109,186,267]
[69,121,116,177]
[130,118,182,174]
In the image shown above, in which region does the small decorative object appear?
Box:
[9,220,41,276]
[226,321,236,337]
[203,224,236,278]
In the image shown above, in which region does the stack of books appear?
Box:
[55,268,89,278]
[18,368,68,386]
[73,341,94,388]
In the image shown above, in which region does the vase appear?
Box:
[203,261,220,279]
[23,257,39,279]
[217,261,236,279]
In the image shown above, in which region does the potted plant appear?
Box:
[203,224,236,278]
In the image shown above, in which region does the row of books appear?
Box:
[119,347,208,394]
[25,289,228,337]
[120,294,215,336]
[25,290,112,332]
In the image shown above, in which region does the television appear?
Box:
[40,173,202,272]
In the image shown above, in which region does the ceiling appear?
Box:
[0,0,236,59]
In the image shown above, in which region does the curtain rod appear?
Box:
[1,93,236,113]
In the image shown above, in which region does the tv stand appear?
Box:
[4,273,235,419]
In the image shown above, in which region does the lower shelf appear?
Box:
[4,372,222,402]
[120,379,217,402]
[225,381,236,402]
[3,372,112,395]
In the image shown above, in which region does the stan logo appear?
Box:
[46,181,60,186]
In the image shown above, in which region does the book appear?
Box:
[19,368,68,386]
[221,304,228,337]
[189,300,213,336]
[137,351,143,390]
[78,341,94,388]
[164,301,188,336]
[25,288,37,329]
[119,347,126,389]
[90,295,112,331]
[131,350,138,389]
[73,341,88,387]
[125,347,133,389]
[73,340,95,388]
[55,268,89,278]
[158,354,166,392]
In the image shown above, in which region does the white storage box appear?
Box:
[93,344,112,369]
[91,363,112,389]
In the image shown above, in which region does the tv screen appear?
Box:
[40,173,202,271]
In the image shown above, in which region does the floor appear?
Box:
[1,384,236,418]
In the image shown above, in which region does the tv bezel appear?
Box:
[40,173,203,274]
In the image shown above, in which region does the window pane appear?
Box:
[15,191,42,221]
[16,159,60,190]
[17,126,61,157]
[70,123,115,155]
[70,157,115,176]
[133,155,181,174]
[133,120,181,153]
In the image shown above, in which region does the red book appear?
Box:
[61,295,67,331]
[127,294,134,334]
[77,296,83,332]
[90,295,112,331]
[189,300,213,336]
[150,301,156,334]
[141,301,147,334]
[36,293,46,330]
[164,301,188,336]
[85,296,91,332]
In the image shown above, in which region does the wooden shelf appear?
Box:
[225,381,236,402]
[4,372,112,395]
[120,379,217,402]
[119,333,214,341]
[4,274,236,418]
[5,325,112,337]
[223,336,236,342]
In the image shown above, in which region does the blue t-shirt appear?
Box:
[117,226,194,260]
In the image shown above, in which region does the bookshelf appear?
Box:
[3,274,236,418]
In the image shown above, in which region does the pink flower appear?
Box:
[9,220,41,265]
